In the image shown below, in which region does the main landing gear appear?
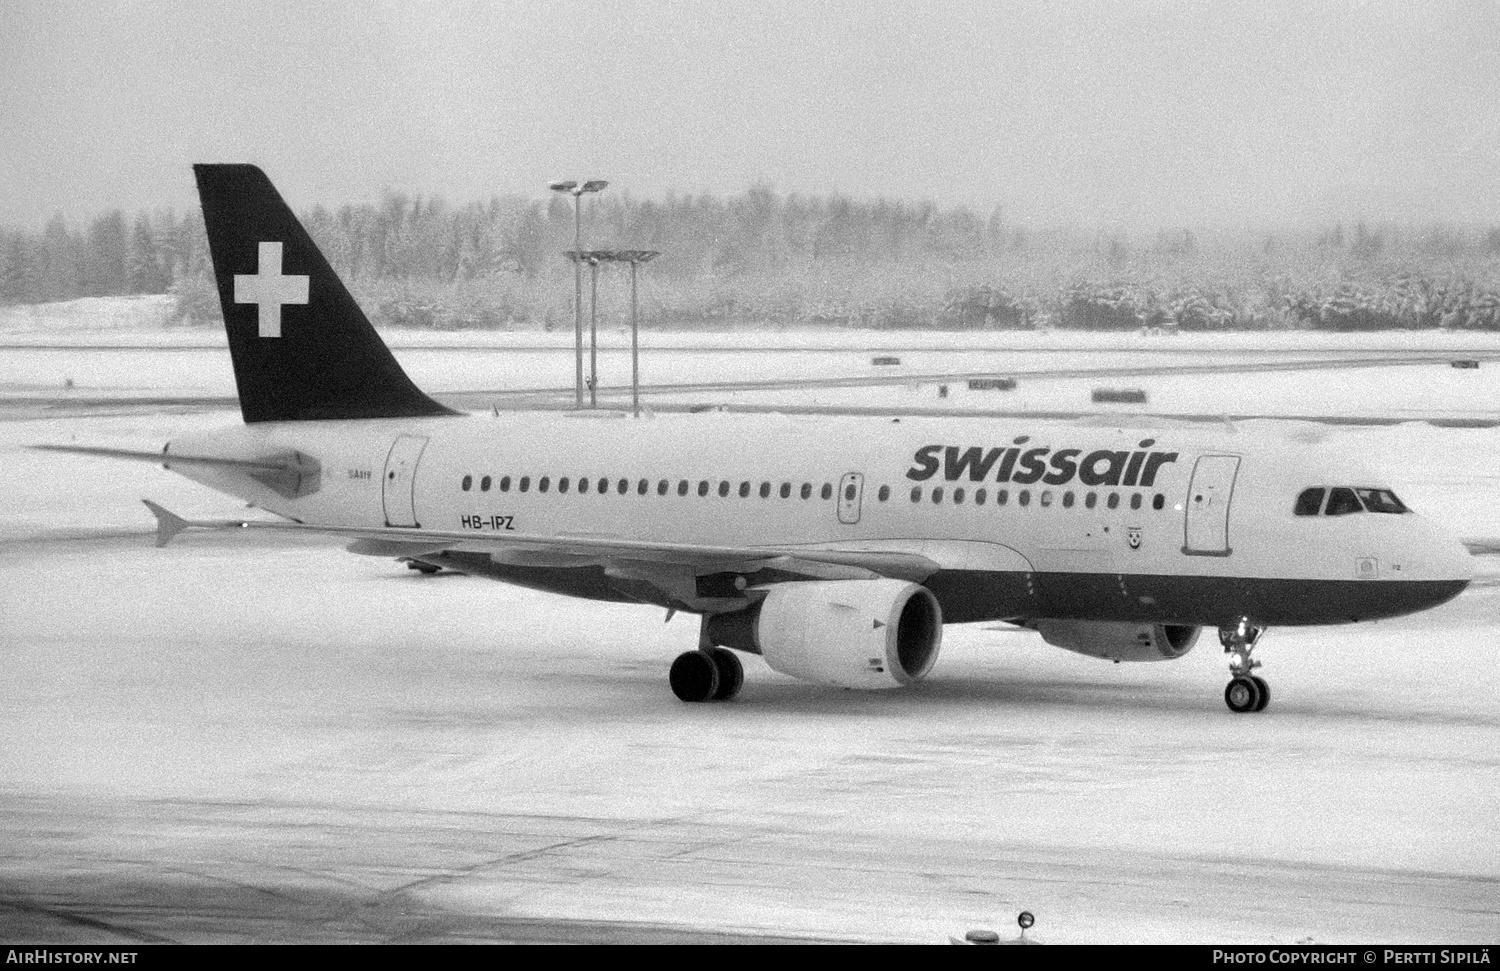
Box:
[1220,618,1270,713]
[669,646,744,703]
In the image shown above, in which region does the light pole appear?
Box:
[618,250,660,417]
[588,253,601,408]
[548,179,607,408]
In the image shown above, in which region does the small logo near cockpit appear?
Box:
[1127,527,1142,550]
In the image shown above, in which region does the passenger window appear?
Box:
[1040,490,1053,507]
[678,480,689,496]
[878,485,890,501]
[1018,490,1031,507]
[481,475,492,492]
[1085,492,1097,509]
[1106,493,1119,509]
[518,476,530,493]
[538,476,550,493]
[801,484,812,499]
[1357,488,1409,514]
[1153,494,1165,510]
[953,486,965,505]
[739,481,751,498]
[760,482,771,498]
[719,481,730,497]
[975,488,987,505]
[579,478,590,494]
[698,481,710,497]
[1062,491,1074,508]
[1326,487,1363,516]
[1294,488,1325,516]
[559,477,570,494]
[618,478,629,495]
[658,480,669,496]
[910,486,921,502]
[821,484,833,500]
[462,475,472,491]
[996,489,1008,506]
[780,483,791,499]
[638,478,649,495]
[497,475,509,492]
[932,487,944,503]
[1130,493,1142,510]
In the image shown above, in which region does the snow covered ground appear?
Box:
[1,314,1498,943]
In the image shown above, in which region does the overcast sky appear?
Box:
[3,0,1499,231]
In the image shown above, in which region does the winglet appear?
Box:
[142,500,190,547]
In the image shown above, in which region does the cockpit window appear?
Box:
[1325,487,1363,516]
[1296,485,1411,517]
[1355,488,1409,514]
[1294,488,1325,516]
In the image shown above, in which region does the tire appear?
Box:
[669,650,720,703]
[1251,676,1270,712]
[703,646,744,701]
[1224,676,1261,713]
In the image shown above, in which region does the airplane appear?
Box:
[38,164,1476,713]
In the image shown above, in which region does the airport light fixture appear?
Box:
[566,249,661,415]
[548,179,608,407]
[618,250,661,418]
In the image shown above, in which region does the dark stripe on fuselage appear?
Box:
[928,570,1469,626]
[419,554,1469,629]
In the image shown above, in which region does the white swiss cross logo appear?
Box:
[234,241,309,338]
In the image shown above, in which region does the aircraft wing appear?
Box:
[141,500,941,611]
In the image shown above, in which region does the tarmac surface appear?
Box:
[2,340,1498,944]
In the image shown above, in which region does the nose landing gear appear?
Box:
[1220,618,1269,713]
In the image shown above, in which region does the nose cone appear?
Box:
[1408,524,1474,613]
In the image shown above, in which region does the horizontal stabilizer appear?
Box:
[32,444,294,473]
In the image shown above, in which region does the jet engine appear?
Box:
[1033,620,1200,662]
[704,579,942,689]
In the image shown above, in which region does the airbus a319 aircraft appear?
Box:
[44,165,1475,712]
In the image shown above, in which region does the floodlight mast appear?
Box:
[624,251,661,418]
[548,179,607,407]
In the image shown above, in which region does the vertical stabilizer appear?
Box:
[193,164,456,423]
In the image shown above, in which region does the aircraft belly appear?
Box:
[929,569,1466,627]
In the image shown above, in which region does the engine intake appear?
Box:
[1034,620,1200,663]
[705,579,942,689]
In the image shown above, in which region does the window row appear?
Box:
[462,474,837,500]
[1293,487,1409,517]
[458,473,1168,513]
[887,483,1166,511]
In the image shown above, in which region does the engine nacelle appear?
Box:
[1034,620,1200,662]
[705,579,942,689]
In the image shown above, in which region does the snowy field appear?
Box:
[1,313,1499,943]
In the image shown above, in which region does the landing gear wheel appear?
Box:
[669,649,721,703]
[1225,676,1262,713]
[1251,676,1270,712]
[1220,617,1270,713]
[404,560,441,575]
[702,646,744,701]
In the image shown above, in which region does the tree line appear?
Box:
[4,188,1500,331]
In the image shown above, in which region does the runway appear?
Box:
[2,337,1499,944]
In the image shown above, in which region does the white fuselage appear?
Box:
[167,410,1474,628]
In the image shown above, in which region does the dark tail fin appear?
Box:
[193,164,456,423]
